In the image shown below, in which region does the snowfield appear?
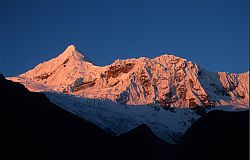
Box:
[44,92,247,144]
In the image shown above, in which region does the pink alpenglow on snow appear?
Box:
[8,45,249,108]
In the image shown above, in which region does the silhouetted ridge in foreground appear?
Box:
[0,75,173,160]
[179,110,249,160]
[112,124,178,160]
[0,74,113,159]
[1,75,248,160]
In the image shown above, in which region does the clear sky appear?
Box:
[0,0,249,76]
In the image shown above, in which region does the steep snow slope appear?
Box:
[44,92,247,144]
[8,45,249,108]
[44,92,200,143]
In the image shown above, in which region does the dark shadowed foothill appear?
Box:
[0,75,248,160]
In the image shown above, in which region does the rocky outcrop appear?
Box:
[105,63,135,79]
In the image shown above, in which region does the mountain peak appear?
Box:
[66,45,76,52]
[156,54,187,61]
[59,45,85,61]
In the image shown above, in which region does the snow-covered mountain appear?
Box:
[8,45,249,108]
[6,45,249,144]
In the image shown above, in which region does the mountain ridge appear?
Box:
[8,45,249,108]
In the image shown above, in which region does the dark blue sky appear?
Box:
[0,0,249,76]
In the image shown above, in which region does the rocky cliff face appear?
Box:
[8,45,249,108]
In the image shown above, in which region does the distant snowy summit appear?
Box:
[8,45,249,108]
